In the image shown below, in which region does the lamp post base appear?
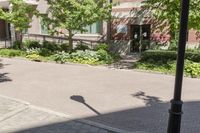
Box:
[167,100,183,133]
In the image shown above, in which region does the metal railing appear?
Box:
[0,38,11,48]
[23,34,105,49]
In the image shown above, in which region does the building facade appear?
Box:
[0,0,199,54]
[110,0,200,54]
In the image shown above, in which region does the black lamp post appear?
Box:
[167,0,190,133]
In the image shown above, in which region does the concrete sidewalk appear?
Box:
[0,95,132,133]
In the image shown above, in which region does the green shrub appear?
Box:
[97,49,113,64]
[39,48,52,56]
[70,50,99,64]
[185,60,200,78]
[26,48,52,57]
[52,50,114,65]
[24,40,41,49]
[74,44,90,51]
[0,49,25,57]
[26,48,40,55]
[168,40,178,51]
[60,43,69,52]
[133,60,177,74]
[42,41,61,52]
[141,50,200,63]
[95,43,109,51]
[185,51,200,62]
[26,54,41,62]
[12,41,21,49]
[141,50,177,63]
[52,52,71,63]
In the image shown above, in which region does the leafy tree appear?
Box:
[41,0,112,51]
[0,0,38,48]
[142,0,200,40]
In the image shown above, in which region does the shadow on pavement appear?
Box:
[11,92,200,133]
[70,95,101,115]
[0,73,12,83]
[0,59,12,83]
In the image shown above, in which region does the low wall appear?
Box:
[109,40,132,55]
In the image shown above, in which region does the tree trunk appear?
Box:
[19,32,23,49]
[68,30,73,51]
[15,31,23,49]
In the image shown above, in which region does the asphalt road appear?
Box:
[0,58,199,133]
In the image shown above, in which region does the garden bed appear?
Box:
[0,40,121,66]
[133,50,200,78]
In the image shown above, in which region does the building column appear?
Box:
[5,22,10,40]
[9,4,15,45]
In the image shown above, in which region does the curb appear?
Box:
[0,106,29,122]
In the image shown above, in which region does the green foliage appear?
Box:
[52,52,71,63]
[97,49,113,64]
[141,50,200,63]
[40,0,112,50]
[134,60,176,74]
[142,0,200,39]
[0,49,25,57]
[185,60,200,78]
[26,54,41,62]
[24,40,41,49]
[134,60,200,78]
[26,48,52,57]
[185,51,200,62]
[60,43,69,52]
[12,41,21,49]
[26,48,40,55]
[74,44,90,51]
[0,0,38,48]
[168,40,178,51]
[141,50,177,63]
[42,41,61,52]
[52,50,114,65]
[95,43,109,51]
[53,50,99,64]
[0,0,38,32]
[150,42,163,50]
[39,48,52,57]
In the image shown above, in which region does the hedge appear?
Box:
[141,50,200,63]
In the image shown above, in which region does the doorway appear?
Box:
[130,24,151,52]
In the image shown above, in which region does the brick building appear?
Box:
[110,0,200,54]
[0,0,199,54]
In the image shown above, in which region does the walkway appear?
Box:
[0,95,122,133]
[0,58,199,133]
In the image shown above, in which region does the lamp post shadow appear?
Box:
[70,95,101,115]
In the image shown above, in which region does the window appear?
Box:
[40,19,48,34]
[117,24,128,34]
[84,22,101,34]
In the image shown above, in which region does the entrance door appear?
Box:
[0,20,7,39]
[131,24,151,52]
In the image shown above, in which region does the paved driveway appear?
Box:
[0,58,200,133]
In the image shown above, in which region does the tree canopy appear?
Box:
[0,0,37,32]
[142,0,200,39]
[0,0,38,47]
[41,0,112,50]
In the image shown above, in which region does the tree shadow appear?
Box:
[0,73,12,83]
[0,59,12,83]
[131,91,163,106]
[7,92,200,133]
